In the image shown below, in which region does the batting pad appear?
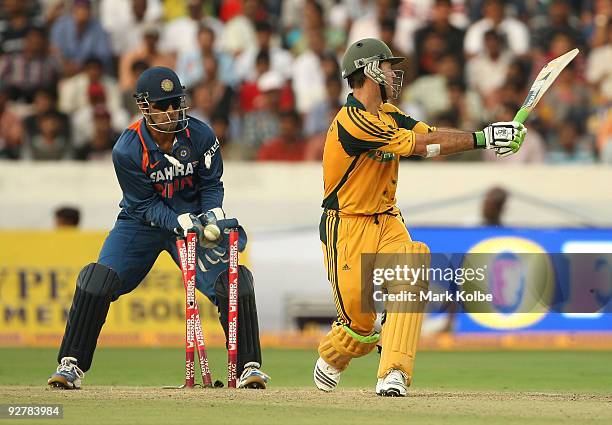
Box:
[377,241,430,381]
[318,322,379,371]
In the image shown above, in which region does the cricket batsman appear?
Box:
[313,39,527,396]
[47,67,269,389]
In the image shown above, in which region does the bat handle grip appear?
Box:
[513,108,530,124]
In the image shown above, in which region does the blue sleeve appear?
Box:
[198,137,224,213]
[49,18,64,52]
[112,148,180,232]
[93,22,113,67]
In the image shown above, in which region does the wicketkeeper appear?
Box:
[313,38,527,396]
[48,67,269,389]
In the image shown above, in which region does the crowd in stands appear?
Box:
[0,0,610,163]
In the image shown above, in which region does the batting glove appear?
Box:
[473,121,527,156]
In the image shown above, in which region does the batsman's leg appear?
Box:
[376,215,430,396]
[315,212,380,391]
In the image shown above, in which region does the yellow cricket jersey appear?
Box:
[322,94,434,215]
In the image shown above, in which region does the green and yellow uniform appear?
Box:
[318,94,432,380]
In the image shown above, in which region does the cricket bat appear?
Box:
[514,48,579,123]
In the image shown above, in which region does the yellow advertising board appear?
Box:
[0,230,225,347]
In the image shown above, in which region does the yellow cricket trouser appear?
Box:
[319,209,411,335]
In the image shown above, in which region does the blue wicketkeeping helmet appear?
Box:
[134,66,189,133]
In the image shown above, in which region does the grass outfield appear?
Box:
[1,348,611,424]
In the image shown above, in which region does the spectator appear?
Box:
[71,81,127,148]
[0,26,61,103]
[482,186,508,226]
[123,60,150,118]
[466,30,513,99]
[161,0,224,54]
[200,55,234,118]
[119,24,175,92]
[50,0,113,76]
[100,0,163,56]
[257,110,307,161]
[238,50,269,113]
[464,0,529,57]
[286,0,344,54]
[402,53,463,120]
[234,20,293,82]
[412,30,447,78]
[379,17,411,80]
[220,0,261,56]
[547,120,596,164]
[0,84,24,159]
[189,83,216,123]
[414,0,466,76]
[532,0,583,53]
[348,0,415,54]
[0,0,40,54]
[292,29,327,115]
[55,206,80,228]
[58,57,127,130]
[188,56,234,123]
[22,110,71,160]
[304,76,342,138]
[304,76,344,161]
[241,70,284,158]
[446,79,486,130]
[586,21,612,105]
[176,24,236,89]
[74,106,117,161]
[23,87,70,154]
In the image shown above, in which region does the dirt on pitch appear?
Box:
[2,386,611,425]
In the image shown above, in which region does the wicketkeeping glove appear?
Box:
[196,208,247,273]
[176,213,205,238]
[473,121,527,157]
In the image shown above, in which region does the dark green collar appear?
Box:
[345,93,366,111]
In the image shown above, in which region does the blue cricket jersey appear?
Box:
[111,116,223,232]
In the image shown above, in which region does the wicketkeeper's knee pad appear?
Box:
[318,322,379,371]
[377,241,430,381]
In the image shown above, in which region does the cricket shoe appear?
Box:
[48,357,84,390]
[375,369,408,397]
[238,362,270,389]
[313,357,341,392]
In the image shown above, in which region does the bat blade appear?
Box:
[514,48,579,123]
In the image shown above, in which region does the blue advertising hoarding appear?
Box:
[410,227,612,333]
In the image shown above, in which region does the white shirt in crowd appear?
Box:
[234,45,294,82]
[291,50,326,114]
[586,44,612,101]
[466,51,514,96]
[161,16,224,54]
[99,0,163,55]
[464,17,529,56]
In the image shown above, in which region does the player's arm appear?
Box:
[413,123,527,158]
[112,149,180,232]
[197,137,224,214]
[384,105,527,158]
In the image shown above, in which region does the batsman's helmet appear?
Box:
[341,38,405,100]
[134,66,189,133]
